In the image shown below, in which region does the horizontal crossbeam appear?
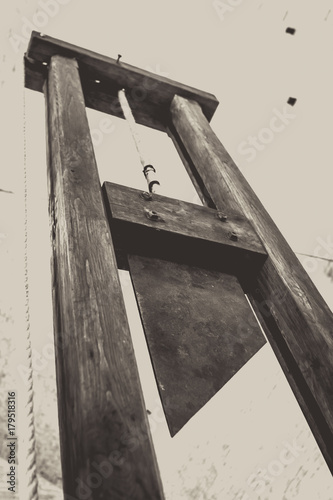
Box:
[103,182,267,290]
[24,31,219,131]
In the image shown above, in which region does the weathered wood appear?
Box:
[25,31,218,132]
[170,94,333,472]
[128,254,266,436]
[103,182,267,289]
[44,54,164,499]
[167,124,215,208]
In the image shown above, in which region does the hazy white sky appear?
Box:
[1,1,333,499]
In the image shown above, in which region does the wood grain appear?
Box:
[25,31,218,132]
[44,54,164,499]
[170,94,333,472]
[167,123,215,208]
[103,182,267,290]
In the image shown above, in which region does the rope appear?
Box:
[22,53,39,500]
[118,89,160,193]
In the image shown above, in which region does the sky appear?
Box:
[0,1,333,499]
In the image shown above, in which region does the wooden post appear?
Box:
[170,95,333,472]
[25,30,333,479]
[44,54,164,499]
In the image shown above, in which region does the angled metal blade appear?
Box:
[128,254,266,436]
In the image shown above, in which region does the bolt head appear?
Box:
[229,231,238,241]
[145,209,160,221]
[217,212,228,222]
[141,191,152,201]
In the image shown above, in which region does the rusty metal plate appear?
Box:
[128,254,266,436]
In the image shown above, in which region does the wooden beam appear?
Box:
[25,31,219,132]
[170,95,333,472]
[167,124,215,208]
[103,182,267,289]
[44,54,164,499]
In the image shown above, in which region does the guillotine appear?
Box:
[24,32,333,498]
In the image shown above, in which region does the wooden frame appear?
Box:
[170,95,333,472]
[103,181,267,290]
[24,30,333,497]
[43,54,163,498]
[25,31,218,132]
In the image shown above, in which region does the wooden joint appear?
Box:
[24,31,219,132]
[103,182,267,291]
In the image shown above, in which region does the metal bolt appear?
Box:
[145,209,163,222]
[117,54,122,63]
[229,231,238,241]
[141,191,152,201]
[217,211,228,222]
